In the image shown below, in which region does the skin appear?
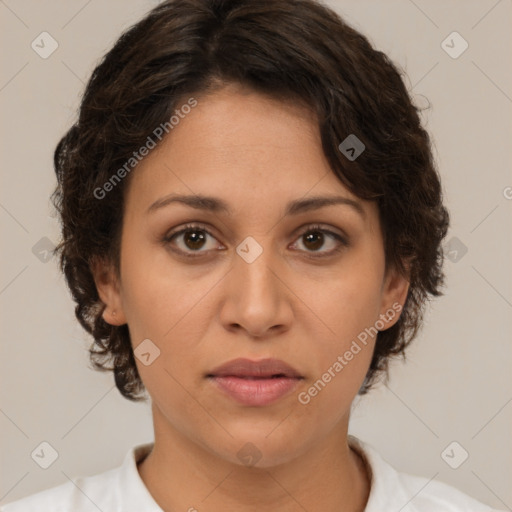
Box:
[92,83,409,512]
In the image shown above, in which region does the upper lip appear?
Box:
[207,358,303,379]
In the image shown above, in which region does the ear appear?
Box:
[377,262,410,331]
[90,256,127,326]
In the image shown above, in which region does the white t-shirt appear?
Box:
[1,436,502,511]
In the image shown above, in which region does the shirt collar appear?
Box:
[118,442,162,511]
[348,434,420,511]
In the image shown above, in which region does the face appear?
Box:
[93,84,409,468]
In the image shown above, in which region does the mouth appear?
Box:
[206,358,304,406]
[206,357,303,379]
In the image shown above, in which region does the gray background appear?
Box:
[1,0,511,509]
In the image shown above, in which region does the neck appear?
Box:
[137,405,370,512]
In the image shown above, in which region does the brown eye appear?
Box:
[291,224,348,257]
[302,231,325,251]
[182,229,207,250]
[163,223,223,257]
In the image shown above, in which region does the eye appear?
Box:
[163,223,224,257]
[162,223,348,259]
[290,224,348,257]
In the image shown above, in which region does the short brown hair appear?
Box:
[52,0,449,400]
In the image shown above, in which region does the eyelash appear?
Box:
[162,223,349,260]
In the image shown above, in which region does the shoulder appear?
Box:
[348,435,503,512]
[0,443,157,512]
[0,469,119,512]
[395,471,498,512]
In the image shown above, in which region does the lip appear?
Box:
[207,358,304,406]
[208,357,303,379]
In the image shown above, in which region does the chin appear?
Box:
[202,423,312,469]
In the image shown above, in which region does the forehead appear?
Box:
[123,85,377,225]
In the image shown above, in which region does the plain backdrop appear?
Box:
[1,0,511,509]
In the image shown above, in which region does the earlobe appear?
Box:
[102,307,127,326]
[90,257,127,326]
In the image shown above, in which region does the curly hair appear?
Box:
[51,0,449,401]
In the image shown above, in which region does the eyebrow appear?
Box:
[146,193,366,219]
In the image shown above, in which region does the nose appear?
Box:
[219,240,293,339]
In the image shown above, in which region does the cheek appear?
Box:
[304,254,384,345]
[295,253,384,406]
[297,294,377,424]
[119,236,218,340]
[118,243,221,395]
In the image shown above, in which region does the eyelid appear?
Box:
[291,222,347,242]
[164,222,218,240]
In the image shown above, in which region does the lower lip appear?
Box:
[209,376,301,406]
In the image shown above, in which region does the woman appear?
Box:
[1,0,502,510]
